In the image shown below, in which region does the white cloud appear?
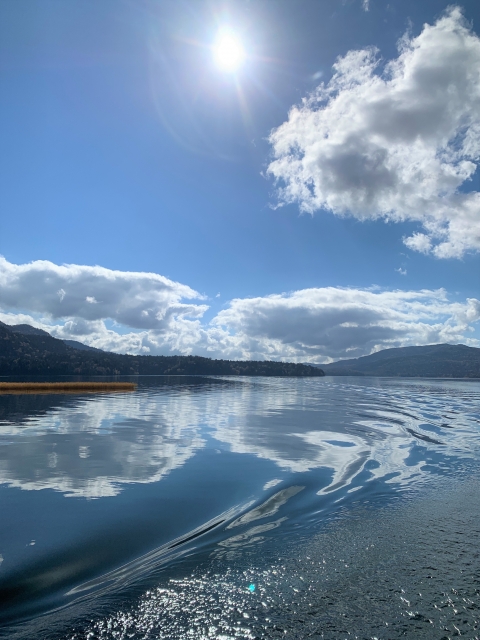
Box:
[403,232,432,255]
[268,7,480,258]
[0,256,207,353]
[362,0,370,12]
[0,258,478,362]
[0,256,205,329]
[213,287,480,361]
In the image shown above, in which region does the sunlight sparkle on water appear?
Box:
[213,29,245,72]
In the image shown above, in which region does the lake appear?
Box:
[0,375,479,639]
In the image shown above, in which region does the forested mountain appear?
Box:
[319,343,480,378]
[0,322,324,377]
[3,322,478,377]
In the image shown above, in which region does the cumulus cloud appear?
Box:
[268,7,480,258]
[0,256,207,353]
[213,288,480,361]
[0,258,478,361]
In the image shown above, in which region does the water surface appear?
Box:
[0,376,479,638]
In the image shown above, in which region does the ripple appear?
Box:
[64,477,480,640]
[1,376,479,638]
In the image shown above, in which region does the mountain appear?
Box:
[8,324,52,337]
[7,323,103,352]
[319,343,480,378]
[62,339,104,352]
[0,322,324,377]
[3,323,478,377]
[0,321,75,358]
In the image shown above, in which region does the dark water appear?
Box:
[0,376,479,639]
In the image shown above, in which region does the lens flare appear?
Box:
[213,29,245,72]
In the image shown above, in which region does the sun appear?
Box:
[213,29,246,72]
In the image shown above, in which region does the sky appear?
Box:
[0,0,479,363]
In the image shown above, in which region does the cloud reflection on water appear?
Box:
[0,378,478,499]
[0,388,207,497]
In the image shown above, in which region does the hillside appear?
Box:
[0,322,324,377]
[7,323,104,353]
[62,339,104,352]
[319,343,480,378]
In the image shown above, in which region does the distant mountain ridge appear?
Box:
[62,339,104,352]
[319,343,480,378]
[7,324,102,352]
[8,324,52,337]
[3,321,478,377]
[0,322,324,377]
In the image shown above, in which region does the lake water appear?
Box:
[0,376,479,639]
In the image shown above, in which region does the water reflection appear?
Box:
[210,378,480,495]
[0,388,207,498]
[0,376,479,634]
[0,377,478,499]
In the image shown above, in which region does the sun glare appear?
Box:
[213,29,245,72]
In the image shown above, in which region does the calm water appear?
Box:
[0,376,479,639]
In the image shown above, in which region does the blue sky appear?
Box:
[0,0,479,362]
